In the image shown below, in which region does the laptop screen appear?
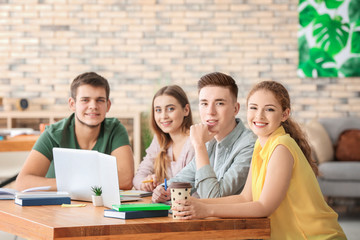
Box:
[53,147,121,208]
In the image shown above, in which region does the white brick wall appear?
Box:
[0,0,359,123]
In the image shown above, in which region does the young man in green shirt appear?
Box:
[15,72,134,191]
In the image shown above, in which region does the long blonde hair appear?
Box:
[246,81,318,176]
[150,85,193,182]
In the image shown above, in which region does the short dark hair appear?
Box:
[70,72,110,100]
[198,72,238,101]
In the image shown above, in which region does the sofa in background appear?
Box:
[305,117,360,199]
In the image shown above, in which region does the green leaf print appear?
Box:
[298,0,360,77]
[298,35,310,64]
[340,58,360,76]
[351,21,360,53]
[313,0,344,9]
[299,48,338,77]
[313,14,349,56]
[324,0,344,9]
[349,0,360,23]
[299,5,318,27]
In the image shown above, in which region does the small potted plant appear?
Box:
[91,186,103,207]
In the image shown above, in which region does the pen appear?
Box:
[142,179,154,183]
[164,178,167,191]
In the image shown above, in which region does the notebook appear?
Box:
[112,203,171,212]
[53,148,121,208]
[120,190,152,198]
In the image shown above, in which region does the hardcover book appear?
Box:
[112,203,171,212]
[104,209,169,219]
[15,197,71,206]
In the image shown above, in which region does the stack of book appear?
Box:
[104,203,171,219]
[15,191,71,206]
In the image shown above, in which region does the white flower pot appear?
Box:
[91,195,103,207]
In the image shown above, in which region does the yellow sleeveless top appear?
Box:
[251,126,346,240]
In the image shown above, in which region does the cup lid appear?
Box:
[169,182,192,189]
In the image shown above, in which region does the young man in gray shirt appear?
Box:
[152,72,255,202]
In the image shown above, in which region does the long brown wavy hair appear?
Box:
[150,85,193,182]
[246,81,318,176]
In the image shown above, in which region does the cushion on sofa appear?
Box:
[305,119,334,164]
[335,129,360,162]
[318,162,360,181]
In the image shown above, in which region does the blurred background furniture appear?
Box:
[305,117,360,199]
[0,135,38,188]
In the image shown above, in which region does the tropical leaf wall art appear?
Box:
[298,0,360,77]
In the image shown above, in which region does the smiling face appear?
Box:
[247,89,289,146]
[199,86,239,141]
[69,84,111,129]
[153,95,190,136]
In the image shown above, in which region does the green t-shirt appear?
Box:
[33,113,130,178]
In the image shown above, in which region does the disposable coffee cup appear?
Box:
[170,182,192,219]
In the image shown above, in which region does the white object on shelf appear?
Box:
[0,128,39,137]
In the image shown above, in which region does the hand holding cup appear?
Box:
[170,182,192,219]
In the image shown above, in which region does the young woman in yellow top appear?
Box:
[172,81,346,239]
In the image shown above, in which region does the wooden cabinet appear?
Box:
[0,111,142,170]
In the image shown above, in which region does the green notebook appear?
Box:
[112,203,171,212]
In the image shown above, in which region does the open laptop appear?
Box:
[53,147,121,208]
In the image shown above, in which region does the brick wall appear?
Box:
[1,0,359,124]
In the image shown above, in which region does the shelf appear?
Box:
[0,111,142,171]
